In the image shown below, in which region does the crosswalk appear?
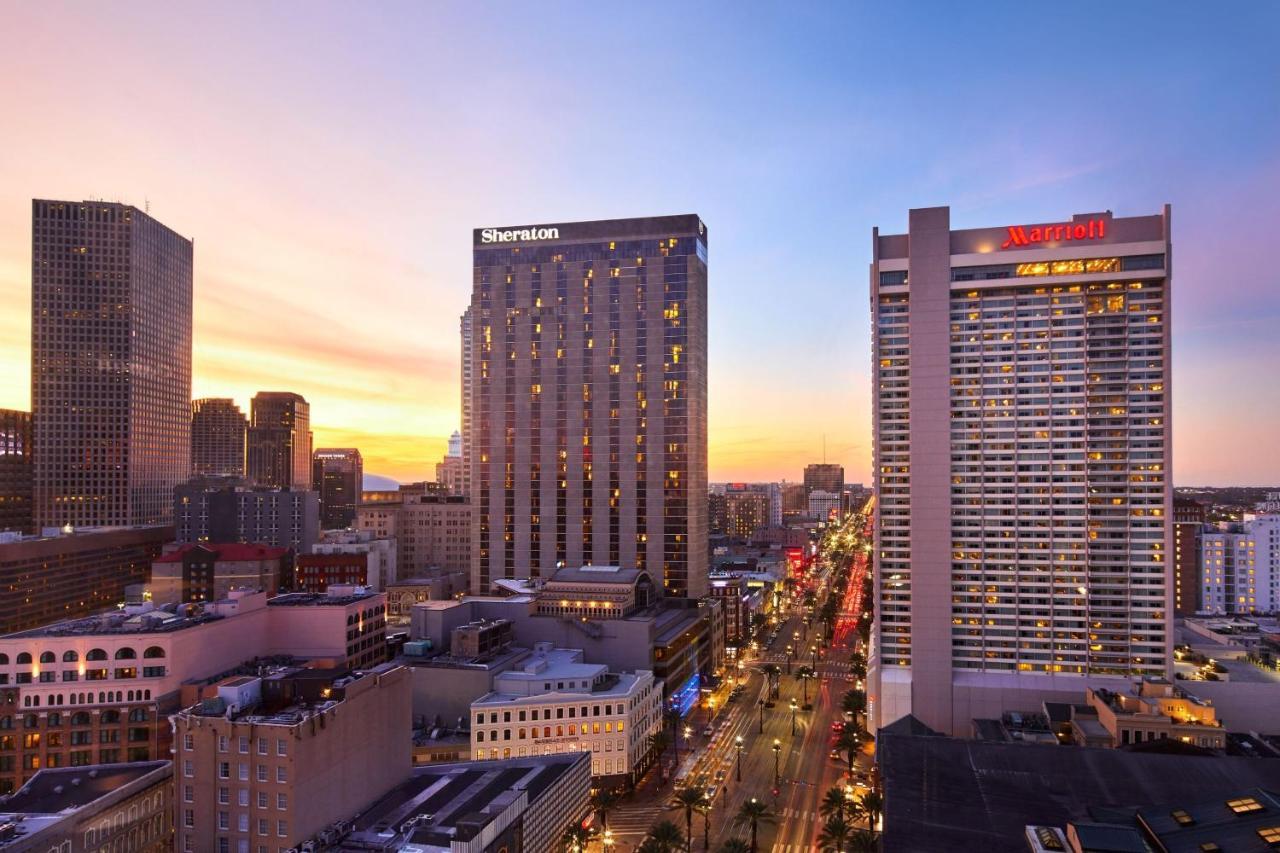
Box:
[606,801,667,837]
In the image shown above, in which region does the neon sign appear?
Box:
[1001,218,1105,249]
[481,226,561,244]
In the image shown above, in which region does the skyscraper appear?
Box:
[869,206,1172,735]
[190,397,247,477]
[435,430,464,496]
[803,463,844,497]
[313,447,363,528]
[460,308,473,500]
[0,409,33,534]
[31,199,192,528]
[246,392,312,489]
[468,215,708,598]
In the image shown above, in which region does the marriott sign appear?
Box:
[1001,217,1106,249]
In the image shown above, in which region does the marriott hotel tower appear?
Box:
[869,206,1172,735]
[467,215,709,599]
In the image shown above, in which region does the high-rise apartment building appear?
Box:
[31,200,193,529]
[1173,497,1207,616]
[191,398,248,478]
[460,309,474,500]
[313,447,362,529]
[869,206,1173,735]
[468,215,709,598]
[246,392,312,489]
[174,478,320,554]
[1201,515,1280,615]
[0,409,33,533]
[355,492,469,580]
[803,463,844,497]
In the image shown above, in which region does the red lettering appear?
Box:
[1001,217,1108,249]
[1097,218,1105,238]
[1028,227,1042,242]
[1055,225,1066,241]
[1000,226,1029,249]
[1074,224,1087,239]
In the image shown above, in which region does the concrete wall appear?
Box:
[1180,680,1280,734]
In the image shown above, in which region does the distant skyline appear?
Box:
[1,3,1278,484]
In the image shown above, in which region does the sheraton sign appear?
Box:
[481,226,561,244]
[1001,218,1106,249]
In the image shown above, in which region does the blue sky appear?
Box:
[0,2,1277,483]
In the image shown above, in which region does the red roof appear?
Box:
[155,543,290,563]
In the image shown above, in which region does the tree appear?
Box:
[818,814,853,852]
[796,665,816,704]
[842,690,867,719]
[736,798,774,853]
[859,790,884,830]
[718,840,752,853]
[820,786,849,822]
[592,788,621,833]
[697,793,713,851]
[761,663,781,699]
[835,728,863,773]
[559,824,591,852]
[671,786,706,852]
[847,829,879,852]
[642,820,686,853]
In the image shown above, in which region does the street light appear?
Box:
[785,645,793,675]
[735,735,744,782]
[790,698,798,736]
[810,644,818,669]
[757,698,765,734]
[772,738,782,786]
[603,829,614,852]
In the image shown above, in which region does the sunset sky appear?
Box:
[2,3,1278,485]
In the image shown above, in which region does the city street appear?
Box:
[608,509,874,851]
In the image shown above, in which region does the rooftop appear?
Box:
[155,542,289,563]
[267,587,380,607]
[546,565,649,586]
[2,600,228,639]
[0,761,170,847]
[333,753,589,850]
[880,728,1280,853]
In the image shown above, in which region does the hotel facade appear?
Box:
[869,206,1173,735]
[467,216,709,599]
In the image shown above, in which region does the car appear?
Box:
[831,721,844,731]
[713,768,726,782]
[702,725,715,737]
[705,785,719,801]
[829,748,841,760]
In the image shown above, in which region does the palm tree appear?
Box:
[670,786,705,852]
[818,814,853,852]
[847,828,879,852]
[820,786,848,822]
[859,790,883,830]
[761,663,781,698]
[796,665,816,704]
[736,797,774,853]
[835,728,862,774]
[593,788,621,833]
[559,824,591,852]
[718,840,751,853]
[697,794,713,851]
[643,820,687,853]
[842,690,867,719]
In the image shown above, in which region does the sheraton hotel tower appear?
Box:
[466,215,709,601]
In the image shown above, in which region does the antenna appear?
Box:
[145,197,151,214]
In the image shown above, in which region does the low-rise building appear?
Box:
[325,753,590,853]
[356,493,470,580]
[470,644,662,785]
[0,760,171,852]
[0,525,172,636]
[310,529,397,591]
[534,565,657,619]
[151,542,289,604]
[174,478,320,555]
[171,663,410,853]
[1077,679,1225,749]
[385,574,466,623]
[0,587,385,794]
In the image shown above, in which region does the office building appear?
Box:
[468,215,709,599]
[870,206,1173,735]
[328,753,590,853]
[0,586,386,795]
[191,398,247,478]
[713,484,774,540]
[460,308,474,501]
[0,760,171,852]
[171,664,410,853]
[807,489,841,523]
[310,529,397,591]
[436,431,465,497]
[1202,515,1280,615]
[174,478,319,554]
[0,524,171,636]
[150,542,289,604]
[0,410,33,534]
[1174,497,1207,616]
[313,448,362,529]
[246,393,312,489]
[355,492,469,580]
[803,463,844,498]
[470,644,662,784]
[31,200,192,529]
